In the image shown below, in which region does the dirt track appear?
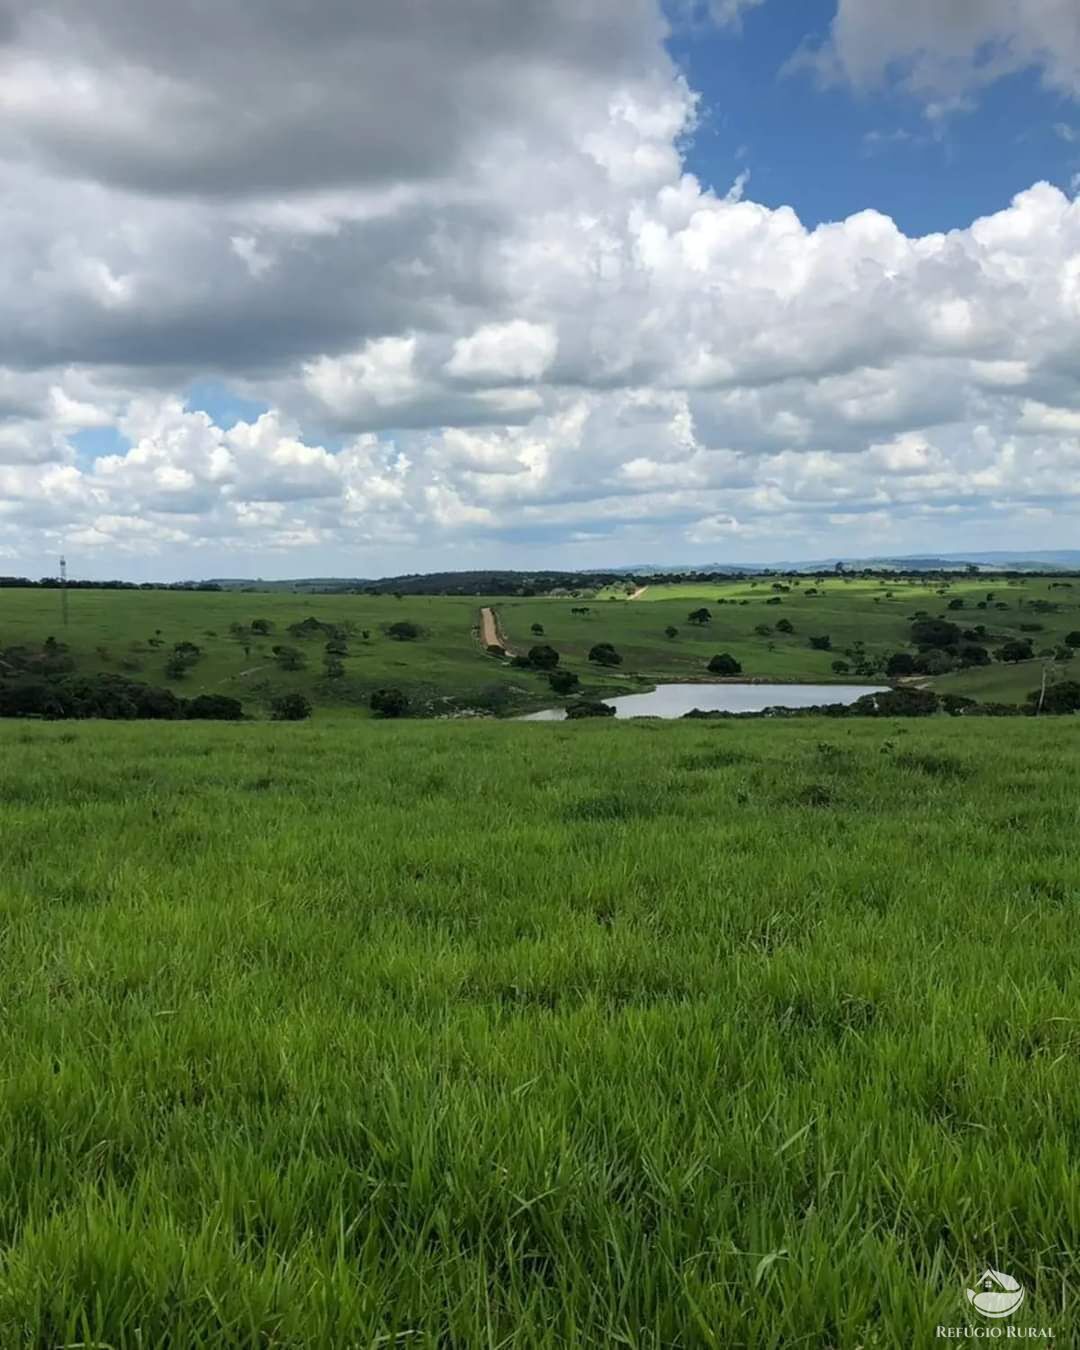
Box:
[479,606,513,653]
[628,586,649,600]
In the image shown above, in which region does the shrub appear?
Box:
[565,700,616,719]
[852,687,940,717]
[958,643,990,667]
[185,694,244,720]
[486,643,505,656]
[942,694,977,717]
[164,653,191,680]
[911,618,961,649]
[912,650,955,676]
[530,623,544,636]
[707,653,741,676]
[831,660,850,675]
[325,638,348,656]
[270,693,312,721]
[370,687,409,718]
[775,619,794,634]
[664,626,678,640]
[809,635,832,651]
[998,640,1034,664]
[386,621,422,641]
[250,619,273,635]
[588,643,622,667]
[274,646,306,672]
[947,597,965,610]
[549,669,580,695]
[527,644,560,670]
[323,657,345,679]
[1065,632,1080,649]
[1028,680,1080,714]
[687,608,711,625]
[885,652,917,677]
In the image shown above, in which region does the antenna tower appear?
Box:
[60,555,69,628]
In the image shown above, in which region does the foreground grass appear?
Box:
[1,716,1078,1346]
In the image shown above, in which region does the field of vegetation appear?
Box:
[3,571,1078,719]
[1,714,1077,1345]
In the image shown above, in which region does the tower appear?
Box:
[60,555,69,628]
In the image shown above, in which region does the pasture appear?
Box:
[0,714,1077,1345]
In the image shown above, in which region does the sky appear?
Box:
[4,1,1080,580]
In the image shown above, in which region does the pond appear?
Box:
[521,682,890,721]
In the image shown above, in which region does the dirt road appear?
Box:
[628,586,649,600]
[479,606,514,653]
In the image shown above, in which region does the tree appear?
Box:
[325,638,348,656]
[958,643,990,667]
[775,619,794,634]
[274,645,305,671]
[687,607,711,625]
[885,651,917,677]
[998,640,1034,664]
[530,623,545,636]
[588,643,622,667]
[270,692,311,721]
[549,669,580,695]
[386,621,422,641]
[370,687,408,718]
[1029,680,1080,714]
[664,625,678,640]
[527,644,559,670]
[1065,632,1080,648]
[164,653,190,680]
[809,635,832,651]
[946,597,965,610]
[707,653,741,675]
[251,619,273,635]
[754,623,772,636]
[911,618,961,649]
[831,660,850,675]
[323,656,345,679]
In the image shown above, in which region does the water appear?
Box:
[522,682,889,721]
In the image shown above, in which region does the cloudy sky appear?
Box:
[4,0,1080,579]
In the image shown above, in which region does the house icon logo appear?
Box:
[966,1269,1025,1319]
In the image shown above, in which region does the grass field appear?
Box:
[1,715,1078,1346]
[2,573,1079,716]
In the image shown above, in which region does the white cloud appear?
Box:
[3,0,1080,574]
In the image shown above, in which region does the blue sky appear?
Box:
[667,2,1080,235]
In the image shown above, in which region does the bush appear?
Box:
[912,650,955,677]
[325,638,348,656]
[998,640,1034,664]
[1028,680,1080,714]
[386,621,422,641]
[885,652,917,677]
[486,643,505,656]
[527,644,560,670]
[852,687,940,717]
[1065,632,1080,649]
[588,643,622,667]
[911,618,961,649]
[270,693,312,721]
[707,653,742,675]
[250,619,273,635]
[664,626,678,640]
[370,687,408,718]
[831,660,850,675]
[185,694,244,720]
[775,619,794,634]
[808,635,832,651]
[530,623,544,636]
[274,646,306,672]
[942,694,977,717]
[323,657,345,679]
[549,670,580,695]
[565,700,616,719]
[687,608,711,625]
[958,643,990,667]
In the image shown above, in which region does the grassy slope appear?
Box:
[1,716,1078,1346]
[0,589,514,715]
[4,574,1080,714]
[530,575,1080,700]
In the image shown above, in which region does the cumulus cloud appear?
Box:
[796,0,1080,111]
[4,0,1080,576]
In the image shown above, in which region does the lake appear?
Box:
[522,682,890,721]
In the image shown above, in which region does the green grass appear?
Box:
[1,715,1078,1346]
[3,573,1080,715]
